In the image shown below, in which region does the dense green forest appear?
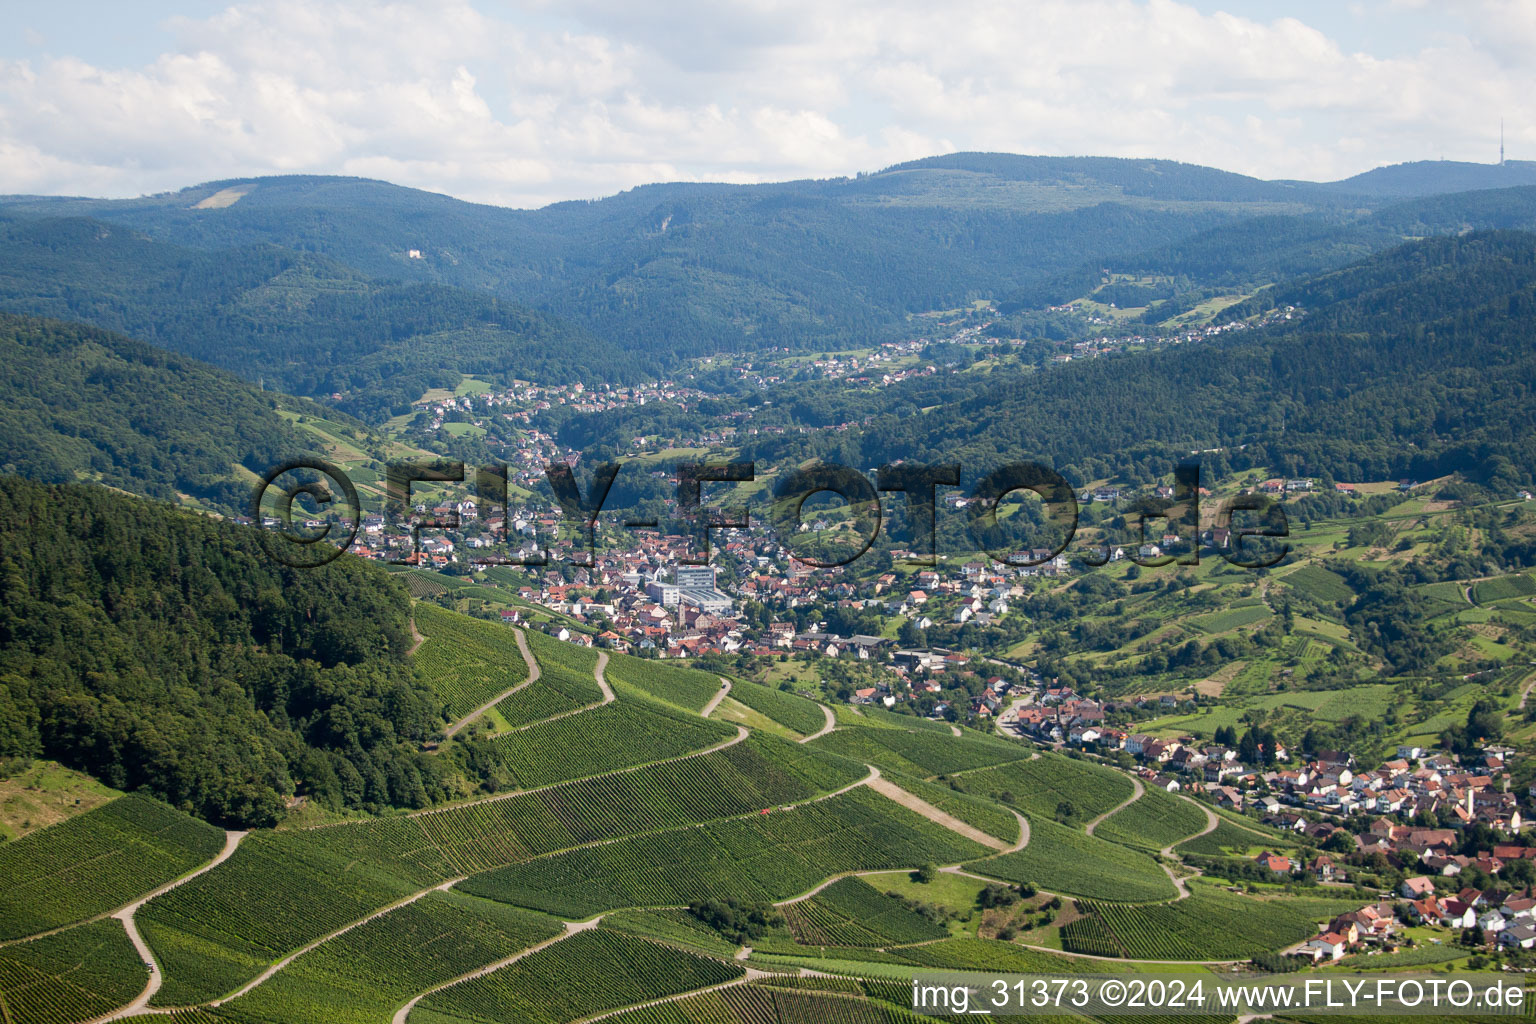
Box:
[0,313,318,507]
[714,231,1536,489]
[0,216,629,419]
[0,476,450,826]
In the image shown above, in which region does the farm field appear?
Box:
[136,734,861,1003]
[880,771,1021,846]
[0,794,224,940]
[807,722,1029,777]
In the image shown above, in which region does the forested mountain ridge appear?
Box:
[0,476,451,827]
[0,313,321,508]
[738,230,1536,489]
[0,216,626,419]
[0,156,1410,363]
[2,155,1529,370]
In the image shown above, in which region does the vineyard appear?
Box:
[138,735,861,1003]
[0,918,147,1024]
[494,627,604,728]
[968,817,1176,902]
[1092,786,1209,852]
[212,890,562,1024]
[460,787,990,918]
[0,794,224,940]
[1474,572,1536,604]
[726,682,829,736]
[1061,887,1345,960]
[489,699,735,788]
[958,753,1135,824]
[588,981,940,1024]
[780,877,948,947]
[600,910,741,957]
[604,652,727,712]
[807,724,1029,777]
[411,604,532,722]
[410,928,743,1024]
[1175,817,1278,858]
[880,772,1020,846]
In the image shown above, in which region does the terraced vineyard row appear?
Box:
[957,753,1135,824]
[969,817,1176,902]
[411,929,742,1024]
[490,699,735,788]
[604,652,726,712]
[725,681,828,736]
[416,734,867,874]
[0,918,146,1024]
[461,787,990,918]
[781,877,947,947]
[880,771,1020,845]
[600,910,742,957]
[1092,786,1208,851]
[1175,818,1274,857]
[1062,888,1337,960]
[807,723,1028,777]
[593,982,936,1024]
[0,793,224,940]
[213,891,562,1024]
[495,629,605,728]
[411,604,531,721]
[137,734,861,1004]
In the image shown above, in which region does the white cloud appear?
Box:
[0,0,1529,206]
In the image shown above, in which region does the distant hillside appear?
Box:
[0,158,1358,360]
[750,230,1536,490]
[0,313,316,508]
[0,476,447,826]
[0,215,622,419]
[1322,159,1536,198]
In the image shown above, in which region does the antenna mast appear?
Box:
[1501,119,1506,166]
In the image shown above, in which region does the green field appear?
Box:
[957,753,1135,825]
[412,603,531,721]
[780,877,948,947]
[1092,786,1210,852]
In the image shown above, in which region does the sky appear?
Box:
[0,0,1530,208]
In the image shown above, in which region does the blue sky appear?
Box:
[0,1,1528,206]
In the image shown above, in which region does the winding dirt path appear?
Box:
[700,678,732,718]
[797,703,837,743]
[406,611,426,656]
[443,627,541,740]
[391,915,604,1024]
[1084,775,1144,837]
[577,969,774,1024]
[1518,668,1536,710]
[94,830,248,1023]
[865,776,1012,852]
